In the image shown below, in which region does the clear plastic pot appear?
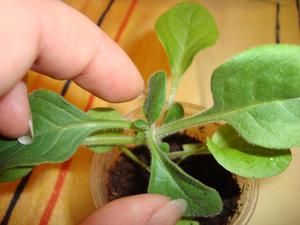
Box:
[90,102,259,225]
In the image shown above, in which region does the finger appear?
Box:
[80,194,187,225]
[0,0,144,102]
[0,81,30,138]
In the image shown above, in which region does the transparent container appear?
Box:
[90,103,259,225]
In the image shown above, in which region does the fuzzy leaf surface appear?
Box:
[147,132,222,217]
[143,71,167,124]
[159,45,300,149]
[155,2,218,77]
[0,90,131,171]
[207,125,291,178]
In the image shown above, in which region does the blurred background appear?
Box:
[0,0,299,224]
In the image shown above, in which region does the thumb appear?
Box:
[80,194,187,225]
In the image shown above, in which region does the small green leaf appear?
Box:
[176,220,200,225]
[0,90,131,173]
[147,132,222,217]
[0,167,33,182]
[159,142,170,153]
[143,71,167,124]
[156,2,218,77]
[87,107,124,120]
[133,119,149,129]
[207,125,292,178]
[163,102,184,124]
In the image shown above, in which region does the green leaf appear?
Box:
[176,220,200,225]
[0,90,132,172]
[159,142,170,153]
[159,45,300,149]
[147,132,222,217]
[206,45,300,148]
[143,71,167,124]
[207,125,292,178]
[87,107,124,120]
[133,119,149,129]
[0,167,33,182]
[163,102,184,124]
[155,2,218,77]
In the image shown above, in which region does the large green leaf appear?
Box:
[143,71,167,124]
[0,90,131,172]
[207,125,292,178]
[147,132,222,217]
[0,166,33,182]
[159,45,300,149]
[155,2,218,77]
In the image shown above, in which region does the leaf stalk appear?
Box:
[119,146,150,172]
[167,146,209,160]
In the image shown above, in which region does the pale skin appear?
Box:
[0,1,186,224]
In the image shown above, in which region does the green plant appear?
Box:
[0,2,299,221]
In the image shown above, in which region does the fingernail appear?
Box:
[148,199,187,225]
[18,110,34,145]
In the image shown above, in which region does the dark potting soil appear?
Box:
[107,133,241,225]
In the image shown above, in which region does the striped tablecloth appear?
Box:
[0,1,299,225]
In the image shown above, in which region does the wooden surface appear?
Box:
[0,0,299,224]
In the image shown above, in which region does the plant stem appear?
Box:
[156,110,215,137]
[167,146,210,160]
[120,146,150,173]
[167,77,181,107]
[70,120,134,130]
[82,134,141,146]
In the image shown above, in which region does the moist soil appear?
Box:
[107,133,241,225]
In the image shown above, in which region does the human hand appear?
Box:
[80,194,187,225]
[0,0,144,138]
[0,1,185,224]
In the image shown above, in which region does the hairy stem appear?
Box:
[70,120,134,130]
[167,76,181,107]
[82,134,141,146]
[156,110,216,137]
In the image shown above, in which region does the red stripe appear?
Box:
[84,95,95,112]
[38,160,72,225]
[114,0,138,42]
[38,1,138,225]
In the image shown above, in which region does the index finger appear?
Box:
[0,0,144,102]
